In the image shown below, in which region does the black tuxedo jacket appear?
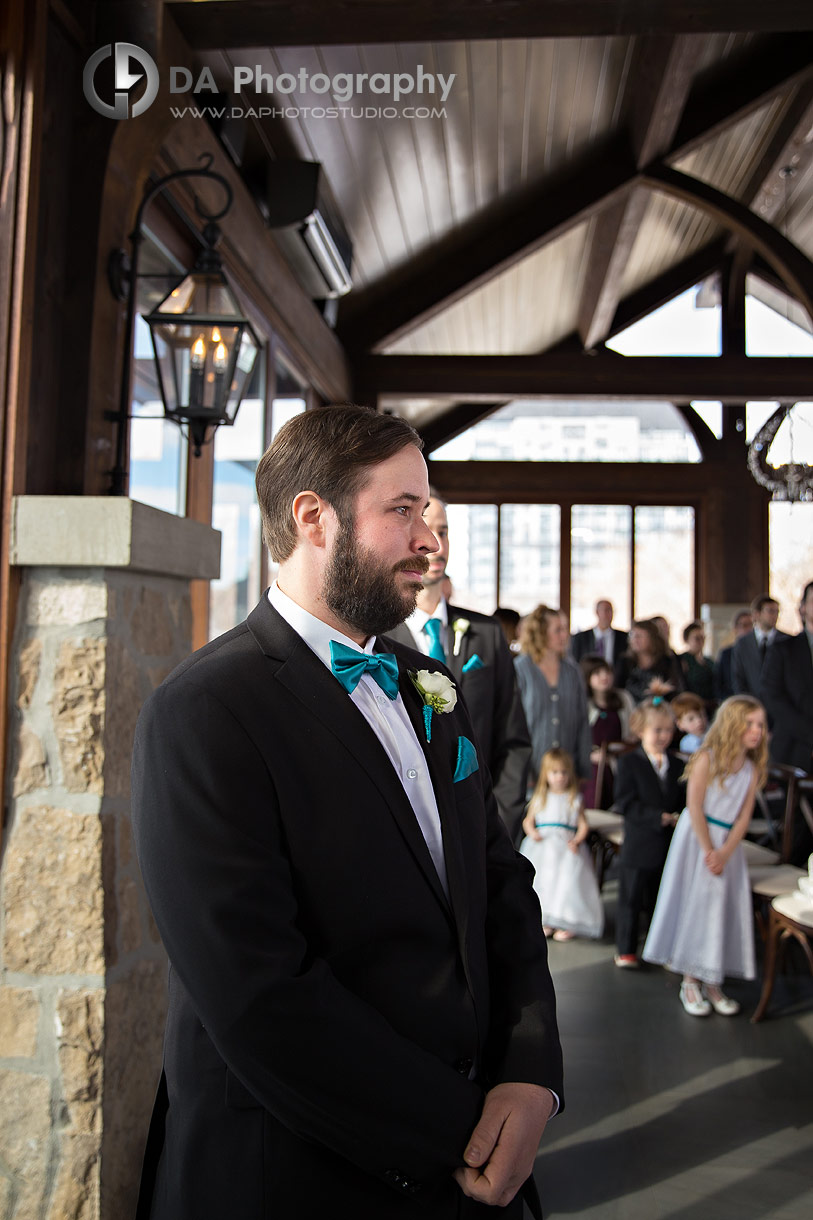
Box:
[386,605,531,838]
[731,629,790,698]
[760,632,813,772]
[569,626,628,666]
[131,596,562,1220]
[613,748,685,870]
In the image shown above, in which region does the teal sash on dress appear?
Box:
[705,814,734,829]
[535,821,578,832]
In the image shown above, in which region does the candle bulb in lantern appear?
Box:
[189,334,206,410]
[212,330,228,412]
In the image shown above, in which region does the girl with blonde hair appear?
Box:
[519,749,604,941]
[643,695,767,1017]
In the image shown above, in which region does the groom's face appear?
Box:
[321,445,437,638]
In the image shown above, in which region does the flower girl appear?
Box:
[643,695,767,1016]
[520,748,604,941]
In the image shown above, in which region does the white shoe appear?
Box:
[704,985,740,1016]
[680,981,711,1017]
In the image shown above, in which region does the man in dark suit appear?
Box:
[760,581,813,774]
[131,406,562,1220]
[569,600,628,668]
[731,594,790,698]
[386,494,531,839]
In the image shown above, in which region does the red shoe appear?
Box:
[614,954,639,969]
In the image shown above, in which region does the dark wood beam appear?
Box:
[426,460,730,504]
[339,33,813,353]
[741,83,813,222]
[577,34,699,350]
[419,402,504,453]
[640,163,813,324]
[337,134,636,352]
[168,2,813,50]
[357,353,813,400]
[607,237,728,337]
[672,33,813,158]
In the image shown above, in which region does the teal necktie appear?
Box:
[424,618,446,663]
[329,640,400,699]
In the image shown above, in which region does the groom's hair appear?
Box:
[256,404,423,562]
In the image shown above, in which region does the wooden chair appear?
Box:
[751,892,813,1022]
[587,740,637,888]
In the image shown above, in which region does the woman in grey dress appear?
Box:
[515,605,592,783]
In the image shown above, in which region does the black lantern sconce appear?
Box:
[108,153,261,494]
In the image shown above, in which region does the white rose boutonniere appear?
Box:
[452,617,470,657]
[410,669,458,742]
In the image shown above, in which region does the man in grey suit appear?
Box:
[386,494,531,839]
[731,595,790,698]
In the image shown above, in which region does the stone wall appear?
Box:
[1,499,220,1220]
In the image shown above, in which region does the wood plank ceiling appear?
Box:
[169,1,813,442]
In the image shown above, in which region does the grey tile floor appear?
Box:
[533,879,813,1220]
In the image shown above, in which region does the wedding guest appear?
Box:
[731,594,789,697]
[494,606,522,651]
[580,655,635,808]
[613,698,684,968]
[760,580,813,772]
[519,748,604,942]
[570,599,628,666]
[679,621,715,705]
[386,493,531,838]
[671,692,708,754]
[644,696,767,1017]
[515,604,592,784]
[614,619,684,704]
[760,580,813,863]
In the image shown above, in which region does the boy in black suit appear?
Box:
[613,699,685,967]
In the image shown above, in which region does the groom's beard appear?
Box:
[323,518,429,638]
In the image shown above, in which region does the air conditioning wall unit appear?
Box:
[255,161,353,300]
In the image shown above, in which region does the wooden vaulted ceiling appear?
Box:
[167,1,813,445]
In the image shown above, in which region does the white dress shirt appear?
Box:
[268,583,449,897]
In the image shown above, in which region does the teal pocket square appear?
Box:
[462,654,484,674]
[454,735,479,783]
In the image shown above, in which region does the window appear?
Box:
[500,505,560,615]
[445,504,498,613]
[128,230,190,515]
[770,503,813,635]
[209,351,309,638]
[570,506,631,632]
[634,506,695,648]
[209,358,266,639]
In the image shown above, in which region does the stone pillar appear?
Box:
[701,601,752,658]
[1,497,220,1220]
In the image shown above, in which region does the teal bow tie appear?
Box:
[329,640,400,699]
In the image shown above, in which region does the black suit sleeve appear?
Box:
[761,637,813,748]
[131,678,484,1187]
[486,630,532,837]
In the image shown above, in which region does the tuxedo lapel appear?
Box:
[247,600,451,912]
